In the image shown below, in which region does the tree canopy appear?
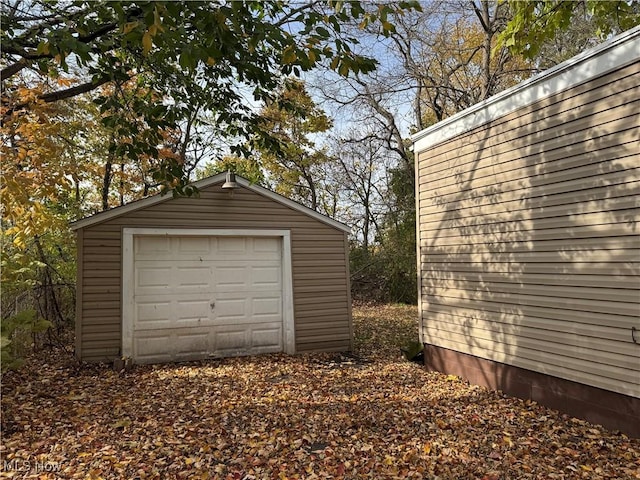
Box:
[498,0,640,57]
[2,1,416,159]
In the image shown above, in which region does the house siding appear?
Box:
[416,60,640,399]
[78,184,351,362]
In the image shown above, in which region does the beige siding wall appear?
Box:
[78,185,351,362]
[416,61,640,398]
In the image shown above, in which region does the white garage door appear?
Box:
[131,235,283,363]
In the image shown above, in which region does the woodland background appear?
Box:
[2,0,639,369]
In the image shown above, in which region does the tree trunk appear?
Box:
[119,163,125,206]
[102,157,113,211]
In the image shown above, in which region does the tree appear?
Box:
[1,0,421,254]
[1,1,417,184]
[332,131,388,249]
[197,155,265,186]
[498,0,640,58]
[257,79,333,211]
[386,0,532,128]
[312,1,527,303]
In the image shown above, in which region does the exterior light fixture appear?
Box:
[221,171,239,190]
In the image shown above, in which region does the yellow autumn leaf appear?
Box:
[282,46,297,64]
[142,31,153,55]
[113,418,131,429]
[153,7,165,32]
[123,21,139,34]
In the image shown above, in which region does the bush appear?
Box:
[1,309,52,372]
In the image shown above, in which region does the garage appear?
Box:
[72,172,352,364]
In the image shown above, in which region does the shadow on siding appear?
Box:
[421,63,639,413]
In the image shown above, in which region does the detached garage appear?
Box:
[71,172,352,364]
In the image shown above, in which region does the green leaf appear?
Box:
[315,26,330,38]
[31,318,53,333]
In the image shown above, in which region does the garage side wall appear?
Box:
[78,185,351,362]
[416,60,640,399]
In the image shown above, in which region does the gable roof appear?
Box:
[70,172,351,233]
[411,25,640,153]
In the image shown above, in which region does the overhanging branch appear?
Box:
[2,75,114,124]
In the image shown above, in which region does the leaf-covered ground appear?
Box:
[1,304,639,479]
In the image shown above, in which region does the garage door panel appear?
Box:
[177,236,212,255]
[253,237,281,253]
[252,266,282,288]
[215,292,282,323]
[136,258,280,267]
[134,327,216,363]
[212,265,282,292]
[251,326,282,348]
[252,296,282,317]
[215,266,250,290]
[175,299,212,322]
[175,266,212,288]
[134,334,172,362]
[215,323,282,355]
[135,262,280,294]
[218,236,279,256]
[174,331,213,360]
[135,295,213,330]
[218,236,247,253]
[214,297,246,320]
[135,236,171,258]
[135,266,213,296]
[215,328,249,352]
[135,237,282,262]
[254,238,278,252]
[137,267,172,289]
[136,301,172,329]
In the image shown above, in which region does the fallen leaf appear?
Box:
[0,305,638,480]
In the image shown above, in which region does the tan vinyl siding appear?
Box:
[416,61,640,399]
[79,185,350,362]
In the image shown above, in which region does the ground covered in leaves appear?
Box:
[2,304,639,479]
